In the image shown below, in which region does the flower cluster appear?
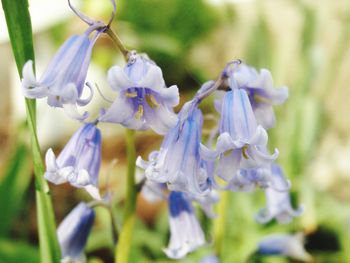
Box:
[20,0,305,261]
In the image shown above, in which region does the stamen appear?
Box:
[125,92,138,98]
[224,149,233,157]
[254,94,271,104]
[134,105,144,119]
[146,94,159,108]
[242,145,249,159]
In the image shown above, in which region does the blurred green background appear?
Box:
[1,0,350,262]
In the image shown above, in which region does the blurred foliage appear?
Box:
[119,0,217,49]
[0,141,31,236]
[117,0,220,88]
[0,239,39,263]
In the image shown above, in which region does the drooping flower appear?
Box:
[164,191,205,259]
[225,167,272,192]
[99,53,179,135]
[45,123,102,200]
[199,255,220,263]
[223,61,288,129]
[136,100,213,196]
[21,24,105,120]
[57,202,95,263]
[256,165,303,224]
[258,233,311,262]
[205,88,278,184]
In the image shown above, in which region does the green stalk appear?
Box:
[2,0,60,262]
[213,191,229,259]
[115,129,137,263]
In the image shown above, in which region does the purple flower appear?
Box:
[256,165,303,224]
[99,54,179,135]
[199,255,220,263]
[258,233,311,261]
[225,167,272,192]
[136,101,213,196]
[204,88,278,184]
[223,62,288,129]
[45,123,102,200]
[57,202,95,262]
[21,24,104,120]
[164,191,205,259]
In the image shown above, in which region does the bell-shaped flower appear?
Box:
[21,24,104,119]
[205,88,278,184]
[45,123,102,200]
[199,255,220,263]
[99,54,179,135]
[57,202,95,263]
[136,101,212,196]
[164,191,205,259]
[225,167,272,192]
[223,61,288,129]
[256,165,303,224]
[258,233,312,262]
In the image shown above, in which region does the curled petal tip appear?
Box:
[63,103,89,121]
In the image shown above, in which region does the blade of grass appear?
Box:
[1,0,61,262]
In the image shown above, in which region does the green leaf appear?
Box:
[0,142,31,236]
[0,239,39,263]
[1,0,61,262]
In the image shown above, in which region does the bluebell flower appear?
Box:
[204,88,278,184]
[225,167,272,192]
[199,255,220,263]
[258,233,311,261]
[164,191,205,259]
[99,54,179,135]
[45,123,102,200]
[21,24,105,120]
[223,61,288,129]
[57,202,95,263]
[136,101,213,195]
[256,165,303,224]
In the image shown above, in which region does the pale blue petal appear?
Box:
[143,102,178,135]
[164,192,205,259]
[107,65,134,91]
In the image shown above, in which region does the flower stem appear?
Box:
[105,27,130,61]
[213,191,229,259]
[115,129,137,263]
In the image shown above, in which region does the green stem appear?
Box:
[213,191,229,259]
[26,99,61,262]
[115,129,137,263]
[105,27,130,61]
